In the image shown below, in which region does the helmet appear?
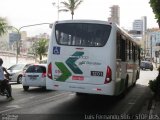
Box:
[0,58,3,65]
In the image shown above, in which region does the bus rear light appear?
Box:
[47,63,53,80]
[104,66,112,84]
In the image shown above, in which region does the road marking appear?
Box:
[0,92,71,114]
[0,108,18,114]
[6,105,21,108]
[11,84,22,89]
[128,102,135,105]
[27,92,70,105]
[69,93,76,96]
[13,96,35,104]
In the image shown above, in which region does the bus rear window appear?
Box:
[55,23,111,47]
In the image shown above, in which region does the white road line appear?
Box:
[13,96,35,104]
[0,108,18,114]
[28,92,70,105]
[0,92,70,114]
[6,105,21,108]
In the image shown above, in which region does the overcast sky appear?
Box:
[0,0,158,37]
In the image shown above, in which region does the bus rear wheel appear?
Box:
[119,77,128,98]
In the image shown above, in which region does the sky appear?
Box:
[0,0,158,37]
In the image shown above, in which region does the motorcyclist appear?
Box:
[0,58,14,101]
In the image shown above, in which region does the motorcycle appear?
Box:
[0,74,11,98]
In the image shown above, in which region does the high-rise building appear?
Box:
[142,16,147,35]
[132,19,143,31]
[132,16,147,34]
[108,5,120,25]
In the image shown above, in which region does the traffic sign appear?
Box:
[9,33,21,43]
[155,51,159,57]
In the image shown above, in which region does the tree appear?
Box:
[149,0,160,28]
[34,38,48,61]
[60,0,83,20]
[0,17,9,36]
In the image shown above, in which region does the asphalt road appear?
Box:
[0,70,158,120]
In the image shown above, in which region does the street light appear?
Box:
[52,0,60,20]
[9,23,51,64]
[9,26,21,64]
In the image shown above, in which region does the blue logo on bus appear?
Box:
[53,46,60,55]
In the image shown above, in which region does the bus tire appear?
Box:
[23,86,29,91]
[76,92,85,96]
[121,75,128,97]
[133,72,139,86]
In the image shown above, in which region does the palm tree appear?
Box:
[0,17,8,36]
[60,0,83,20]
[34,38,48,61]
[149,0,160,28]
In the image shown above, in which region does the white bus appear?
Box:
[46,20,140,96]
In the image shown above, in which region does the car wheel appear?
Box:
[17,75,22,84]
[150,68,153,71]
[42,87,46,90]
[23,86,29,91]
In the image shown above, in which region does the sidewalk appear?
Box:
[137,92,160,120]
[138,63,160,120]
[149,98,160,119]
[153,62,160,70]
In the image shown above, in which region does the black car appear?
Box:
[140,61,153,71]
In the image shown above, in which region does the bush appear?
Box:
[148,67,160,95]
[149,79,159,94]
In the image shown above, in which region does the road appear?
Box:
[0,70,158,120]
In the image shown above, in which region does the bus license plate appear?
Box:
[91,71,103,77]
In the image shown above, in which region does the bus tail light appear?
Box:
[47,63,53,80]
[104,66,112,84]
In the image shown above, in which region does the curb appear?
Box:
[147,97,160,120]
[148,99,156,119]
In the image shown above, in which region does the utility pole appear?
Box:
[9,23,51,64]
[151,35,153,61]
[52,0,60,20]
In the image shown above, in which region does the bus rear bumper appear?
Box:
[51,81,116,96]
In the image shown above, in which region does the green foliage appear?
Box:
[60,0,83,19]
[149,67,160,95]
[149,79,159,93]
[0,17,9,36]
[31,38,48,61]
[149,0,160,28]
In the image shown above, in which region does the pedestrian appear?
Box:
[0,58,14,101]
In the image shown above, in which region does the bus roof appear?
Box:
[54,19,141,47]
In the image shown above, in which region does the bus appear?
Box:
[46,20,140,96]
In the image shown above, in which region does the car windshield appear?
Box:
[8,64,26,70]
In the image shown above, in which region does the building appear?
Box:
[131,16,147,56]
[108,5,120,25]
[132,19,143,31]
[142,16,147,35]
[132,16,147,33]
[146,30,160,61]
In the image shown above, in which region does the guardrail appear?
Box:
[0,51,35,58]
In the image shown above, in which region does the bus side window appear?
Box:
[120,36,126,61]
[132,44,136,62]
[138,48,141,65]
[116,32,121,59]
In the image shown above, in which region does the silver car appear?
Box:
[7,64,32,84]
